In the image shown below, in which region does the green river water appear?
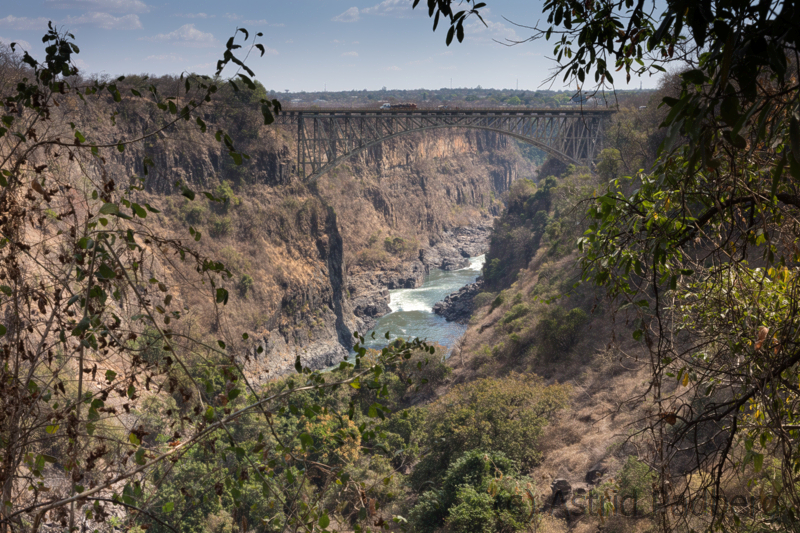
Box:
[360,255,485,352]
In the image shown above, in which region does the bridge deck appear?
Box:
[278,107,615,117]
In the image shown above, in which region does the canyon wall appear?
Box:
[77,99,533,378]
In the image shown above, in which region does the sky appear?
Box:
[0,0,662,92]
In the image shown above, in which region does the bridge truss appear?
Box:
[275,108,614,180]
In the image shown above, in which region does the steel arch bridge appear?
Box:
[275,107,614,180]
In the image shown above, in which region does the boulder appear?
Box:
[550,479,572,503]
[441,256,470,271]
[586,465,608,485]
[432,279,483,324]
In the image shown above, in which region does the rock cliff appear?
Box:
[75,97,532,378]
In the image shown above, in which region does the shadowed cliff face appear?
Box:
[83,104,533,378]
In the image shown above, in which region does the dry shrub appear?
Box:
[532,515,569,533]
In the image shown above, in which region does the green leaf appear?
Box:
[180,183,196,201]
[97,264,116,280]
[298,433,314,450]
[131,203,146,218]
[215,288,228,305]
[72,317,91,336]
[319,513,330,529]
[99,202,119,215]
[790,116,800,165]
[0,285,11,296]
[722,130,747,149]
[134,448,146,465]
[720,95,739,127]
[0,324,5,337]
[753,452,764,473]
[163,502,174,513]
[681,69,706,85]
[260,104,274,125]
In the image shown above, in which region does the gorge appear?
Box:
[104,92,535,379]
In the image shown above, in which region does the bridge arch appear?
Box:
[275,108,612,181]
[305,125,575,183]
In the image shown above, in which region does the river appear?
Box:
[361,255,485,352]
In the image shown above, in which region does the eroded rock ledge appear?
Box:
[433,279,484,324]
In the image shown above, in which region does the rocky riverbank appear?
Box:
[432,279,484,324]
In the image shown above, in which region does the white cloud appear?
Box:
[63,13,142,30]
[0,11,141,31]
[385,65,401,71]
[220,13,283,27]
[177,13,213,19]
[406,56,433,66]
[466,18,520,43]
[260,46,279,55]
[44,0,150,14]
[241,19,284,27]
[145,53,184,61]
[341,51,358,57]
[0,36,32,51]
[188,61,215,71]
[363,0,408,17]
[332,7,360,22]
[0,15,50,31]
[141,24,217,47]
[285,39,294,43]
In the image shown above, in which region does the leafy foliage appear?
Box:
[410,375,569,489]
[0,26,443,533]
[409,450,533,533]
[423,0,800,526]
[538,306,588,354]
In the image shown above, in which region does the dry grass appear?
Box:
[439,237,656,531]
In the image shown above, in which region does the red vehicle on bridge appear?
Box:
[380,102,417,110]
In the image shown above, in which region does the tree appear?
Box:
[409,450,532,533]
[409,375,568,490]
[0,26,429,533]
[420,0,800,529]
